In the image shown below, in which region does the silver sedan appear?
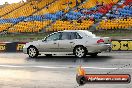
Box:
[23,30,111,58]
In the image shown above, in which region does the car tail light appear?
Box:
[97,39,104,43]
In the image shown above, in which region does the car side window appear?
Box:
[70,32,76,40]
[46,33,61,41]
[70,32,82,40]
[76,32,82,39]
[60,32,70,40]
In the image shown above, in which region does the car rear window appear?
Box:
[83,31,96,37]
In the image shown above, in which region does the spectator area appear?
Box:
[0,0,131,33]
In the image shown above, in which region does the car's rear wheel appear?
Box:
[27,46,39,58]
[74,46,87,58]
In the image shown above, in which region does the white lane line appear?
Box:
[83,67,132,70]
[0,65,67,68]
[0,64,131,70]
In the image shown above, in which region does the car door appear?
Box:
[38,32,61,52]
[58,32,81,52]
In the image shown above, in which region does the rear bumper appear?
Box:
[86,44,112,53]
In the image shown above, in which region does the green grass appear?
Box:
[94,30,132,38]
[0,30,132,42]
[95,32,131,37]
[0,33,50,42]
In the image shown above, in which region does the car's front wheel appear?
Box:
[27,46,39,58]
[74,46,87,58]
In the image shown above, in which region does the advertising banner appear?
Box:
[0,40,132,52]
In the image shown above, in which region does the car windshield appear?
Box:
[82,31,96,37]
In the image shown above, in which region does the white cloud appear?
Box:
[0,0,26,5]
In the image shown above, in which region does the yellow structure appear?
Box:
[97,18,132,30]
[8,20,51,33]
[46,20,94,32]
[2,0,54,19]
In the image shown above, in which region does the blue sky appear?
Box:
[0,0,26,5]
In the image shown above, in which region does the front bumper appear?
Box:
[23,47,28,54]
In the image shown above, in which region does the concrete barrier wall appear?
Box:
[112,40,132,51]
[0,42,26,52]
[0,40,132,52]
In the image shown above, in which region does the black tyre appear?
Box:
[27,46,39,58]
[74,46,87,58]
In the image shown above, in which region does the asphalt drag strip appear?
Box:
[0,52,131,88]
